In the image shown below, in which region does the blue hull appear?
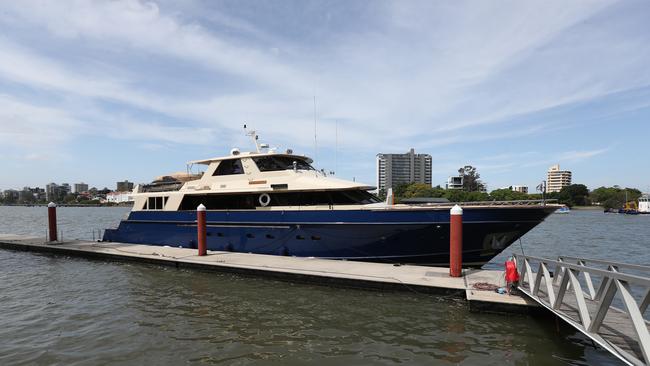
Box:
[103,206,556,266]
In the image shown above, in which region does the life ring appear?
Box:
[259,193,271,207]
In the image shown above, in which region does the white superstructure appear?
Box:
[131,130,379,212]
[639,194,650,213]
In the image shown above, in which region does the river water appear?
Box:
[0,206,647,365]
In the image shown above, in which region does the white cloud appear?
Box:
[0,0,314,93]
[557,148,610,162]
[0,95,81,147]
[0,0,648,187]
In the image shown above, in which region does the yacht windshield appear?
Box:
[253,156,314,172]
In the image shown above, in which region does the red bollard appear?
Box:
[48,202,57,242]
[449,204,463,277]
[197,204,207,256]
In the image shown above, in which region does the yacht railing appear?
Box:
[404,199,558,207]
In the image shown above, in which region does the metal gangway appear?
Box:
[514,254,650,366]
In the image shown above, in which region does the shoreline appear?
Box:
[568,205,602,210]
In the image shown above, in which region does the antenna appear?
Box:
[313,96,317,163]
[244,124,261,153]
[335,119,338,175]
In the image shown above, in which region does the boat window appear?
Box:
[330,190,381,204]
[179,190,380,210]
[213,159,244,176]
[146,196,168,210]
[180,194,256,210]
[253,156,314,172]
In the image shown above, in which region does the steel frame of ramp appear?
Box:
[514,254,650,366]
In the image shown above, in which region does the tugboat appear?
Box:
[638,194,649,214]
[103,128,559,266]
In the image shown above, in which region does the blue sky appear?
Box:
[1,0,649,192]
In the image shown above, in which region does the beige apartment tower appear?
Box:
[546,164,572,193]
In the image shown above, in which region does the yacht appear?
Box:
[103,129,558,266]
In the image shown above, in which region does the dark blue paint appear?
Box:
[103,206,556,266]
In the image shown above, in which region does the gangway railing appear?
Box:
[514,254,650,366]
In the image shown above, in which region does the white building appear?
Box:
[446,176,463,190]
[512,185,528,194]
[547,164,572,193]
[106,192,133,203]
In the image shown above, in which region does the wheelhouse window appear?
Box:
[253,156,314,172]
[145,196,168,210]
[213,159,244,176]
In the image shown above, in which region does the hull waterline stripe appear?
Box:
[124,219,543,226]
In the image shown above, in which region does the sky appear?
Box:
[1,0,649,192]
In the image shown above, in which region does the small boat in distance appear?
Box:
[638,194,649,214]
[103,128,559,266]
[555,205,570,214]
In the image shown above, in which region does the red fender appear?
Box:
[505,259,520,282]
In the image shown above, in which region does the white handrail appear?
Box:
[515,254,650,366]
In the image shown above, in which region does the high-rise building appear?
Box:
[61,183,71,195]
[46,183,60,202]
[74,183,89,193]
[376,148,432,192]
[2,189,19,203]
[116,180,134,192]
[547,164,572,193]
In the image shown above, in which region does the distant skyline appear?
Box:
[1,1,649,192]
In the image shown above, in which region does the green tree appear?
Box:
[590,186,618,204]
[558,184,589,207]
[392,183,411,200]
[465,191,490,201]
[403,183,445,199]
[624,188,642,202]
[489,188,529,201]
[64,193,77,203]
[442,190,488,202]
[590,186,642,210]
[457,165,485,192]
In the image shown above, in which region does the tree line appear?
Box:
[378,165,643,208]
[379,182,643,209]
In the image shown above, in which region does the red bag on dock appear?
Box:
[505,259,519,283]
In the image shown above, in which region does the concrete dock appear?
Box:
[0,234,537,313]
